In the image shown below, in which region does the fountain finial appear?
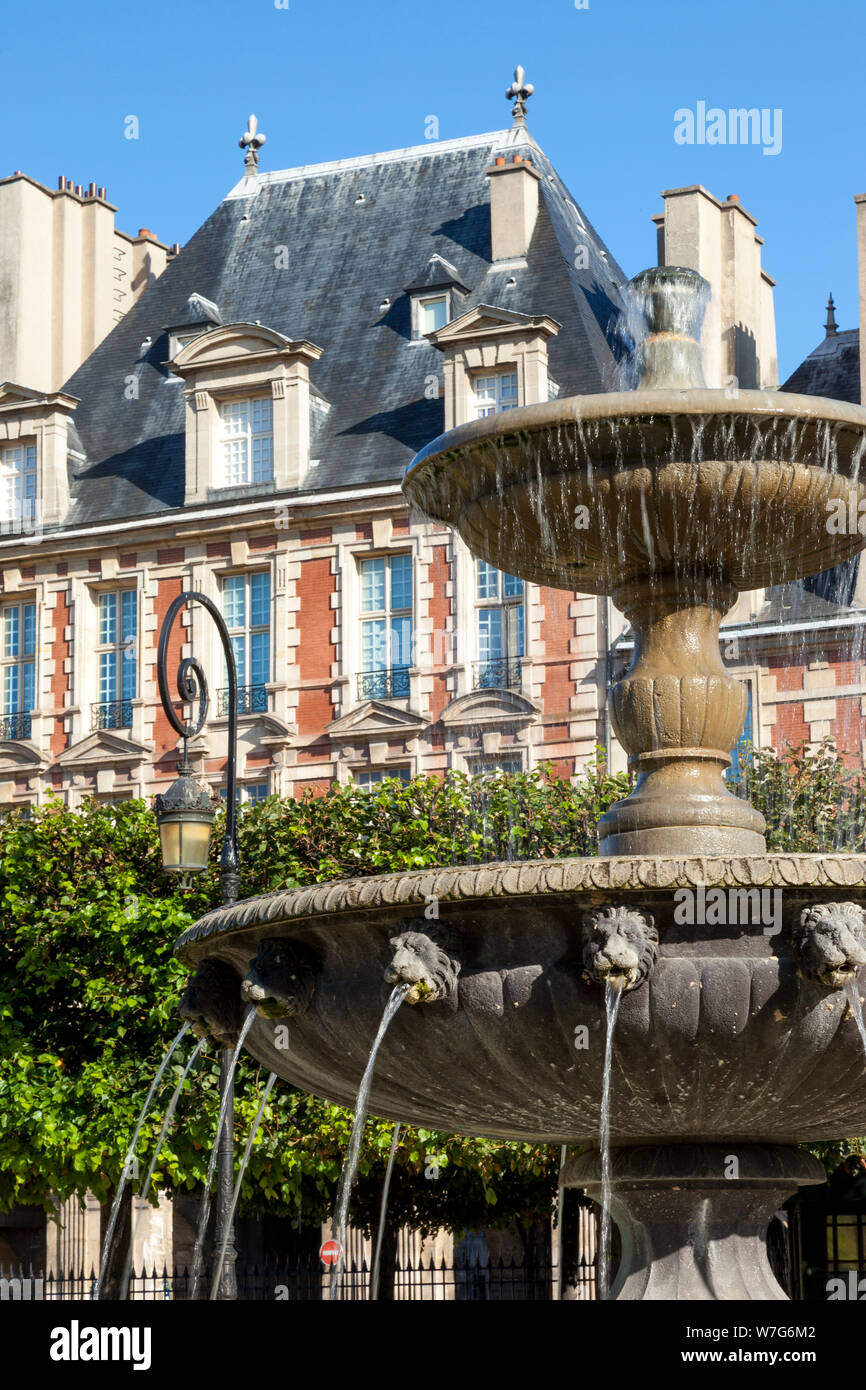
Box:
[506,66,534,127]
[628,265,710,390]
[825,292,839,338]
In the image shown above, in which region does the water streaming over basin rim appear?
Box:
[400,388,866,594]
[174,856,866,1147]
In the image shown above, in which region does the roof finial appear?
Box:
[824,292,839,338]
[506,66,534,127]
[239,114,267,175]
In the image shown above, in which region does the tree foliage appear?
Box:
[0,746,862,1233]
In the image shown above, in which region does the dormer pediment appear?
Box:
[0,382,79,416]
[171,323,322,375]
[430,304,560,348]
[327,700,429,742]
[440,688,540,730]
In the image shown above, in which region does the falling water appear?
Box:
[556,1142,568,1301]
[209,1071,279,1300]
[848,981,866,1062]
[119,1036,206,1300]
[598,979,623,1301]
[330,984,409,1302]
[94,1021,190,1299]
[370,1122,402,1301]
[188,1007,257,1301]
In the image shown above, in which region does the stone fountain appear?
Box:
[176,267,866,1300]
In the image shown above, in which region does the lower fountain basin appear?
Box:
[175,854,866,1145]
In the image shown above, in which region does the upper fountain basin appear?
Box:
[402,389,866,594]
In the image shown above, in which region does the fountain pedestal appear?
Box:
[599,574,767,856]
[563,1144,824,1301]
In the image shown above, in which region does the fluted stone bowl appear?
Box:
[402,391,866,593]
[175,854,866,1145]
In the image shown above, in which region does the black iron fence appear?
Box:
[0,1255,593,1302]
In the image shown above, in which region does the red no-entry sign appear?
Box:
[320,1239,343,1267]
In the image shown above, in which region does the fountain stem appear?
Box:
[599,573,766,855]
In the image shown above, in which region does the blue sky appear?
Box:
[3,0,865,381]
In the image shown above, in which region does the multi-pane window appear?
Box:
[0,443,37,531]
[354,767,412,791]
[1,601,36,738]
[473,756,524,778]
[222,572,271,713]
[220,780,270,806]
[358,554,413,700]
[472,370,519,418]
[94,590,137,729]
[475,560,524,690]
[219,396,274,488]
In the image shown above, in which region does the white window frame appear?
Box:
[1,598,37,734]
[217,395,274,488]
[475,561,524,688]
[353,766,412,791]
[221,570,272,711]
[413,293,450,340]
[471,369,519,418]
[94,588,138,729]
[0,442,37,532]
[358,553,414,699]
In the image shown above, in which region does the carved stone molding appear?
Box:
[176,852,866,951]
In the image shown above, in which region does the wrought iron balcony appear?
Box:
[357,666,411,701]
[91,699,133,731]
[473,657,523,691]
[217,684,269,717]
[0,710,31,740]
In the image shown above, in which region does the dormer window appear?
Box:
[419,295,449,336]
[164,293,222,368]
[219,396,274,487]
[405,255,470,341]
[170,324,322,505]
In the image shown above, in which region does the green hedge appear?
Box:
[0,747,861,1232]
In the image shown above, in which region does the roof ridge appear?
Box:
[223,128,534,199]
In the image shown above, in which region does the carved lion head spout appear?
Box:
[384,922,461,1005]
[179,959,242,1046]
[794,902,866,989]
[241,938,319,1019]
[581,905,658,993]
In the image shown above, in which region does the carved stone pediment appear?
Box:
[55,729,152,770]
[171,323,321,375]
[440,688,540,730]
[0,739,48,775]
[327,700,429,743]
[429,303,560,348]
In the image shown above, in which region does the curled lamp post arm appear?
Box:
[157,590,240,906]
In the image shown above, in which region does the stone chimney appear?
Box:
[652,185,778,389]
[486,154,541,261]
[854,194,866,405]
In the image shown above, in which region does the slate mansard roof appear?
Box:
[62,128,628,529]
[781,329,860,405]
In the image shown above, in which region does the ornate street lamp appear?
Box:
[154,591,241,1299]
